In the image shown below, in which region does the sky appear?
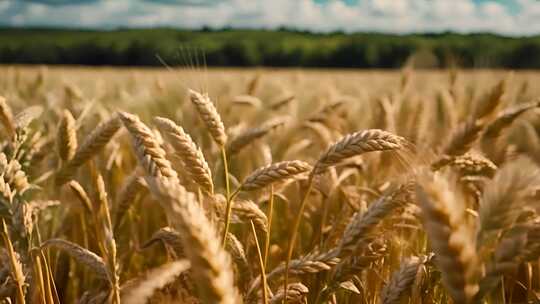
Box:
[1,0,540,36]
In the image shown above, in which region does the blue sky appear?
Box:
[0,0,539,36]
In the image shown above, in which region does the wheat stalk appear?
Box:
[189,88,233,245]
[284,129,406,299]
[145,178,242,304]
[1,220,25,303]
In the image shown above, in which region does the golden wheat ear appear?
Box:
[380,255,430,304]
[154,116,213,194]
[337,183,412,257]
[41,239,109,280]
[118,111,178,183]
[14,105,43,130]
[476,157,540,247]
[141,226,184,258]
[188,89,227,147]
[314,129,406,175]
[145,179,242,304]
[241,160,311,191]
[0,96,16,139]
[120,260,191,304]
[269,283,308,304]
[227,116,288,155]
[57,109,77,162]
[55,116,121,185]
[416,175,479,304]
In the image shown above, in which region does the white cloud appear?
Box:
[0,0,539,36]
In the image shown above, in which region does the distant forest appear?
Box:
[1,27,540,68]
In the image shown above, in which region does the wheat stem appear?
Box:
[264,184,274,268]
[251,220,268,304]
[284,172,314,304]
[221,147,233,247]
[1,219,26,304]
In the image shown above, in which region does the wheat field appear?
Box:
[1,66,540,304]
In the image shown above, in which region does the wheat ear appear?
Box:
[449,152,497,178]
[475,225,528,301]
[154,116,213,194]
[432,119,484,170]
[380,256,427,304]
[57,109,77,162]
[141,227,184,258]
[473,77,507,121]
[1,220,25,303]
[0,96,15,139]
[118,111,178,183]
[123,111,240,303]
[476,157,539,247]
[416,176,478,304]
[338,183,412,257]
[41,238,108,280]
[145,178,242,304]
[227,117,287,155]
[314,129,405,174]
[55,116,121,185]
[121,260,191,304]
[241,160,311,191]
[114,172,147,229]
[285,129,406,298]
[188,90,233,244]
[14,105,43,130]
[189,89,227,146]
[231,95,262,108]
[270,283,308,304]
[482,100,540,142]
[248,249,339,296]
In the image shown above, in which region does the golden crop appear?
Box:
[0,66,540,304]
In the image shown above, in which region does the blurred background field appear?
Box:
[4,65,540,98]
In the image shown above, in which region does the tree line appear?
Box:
[1,28,540,68]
